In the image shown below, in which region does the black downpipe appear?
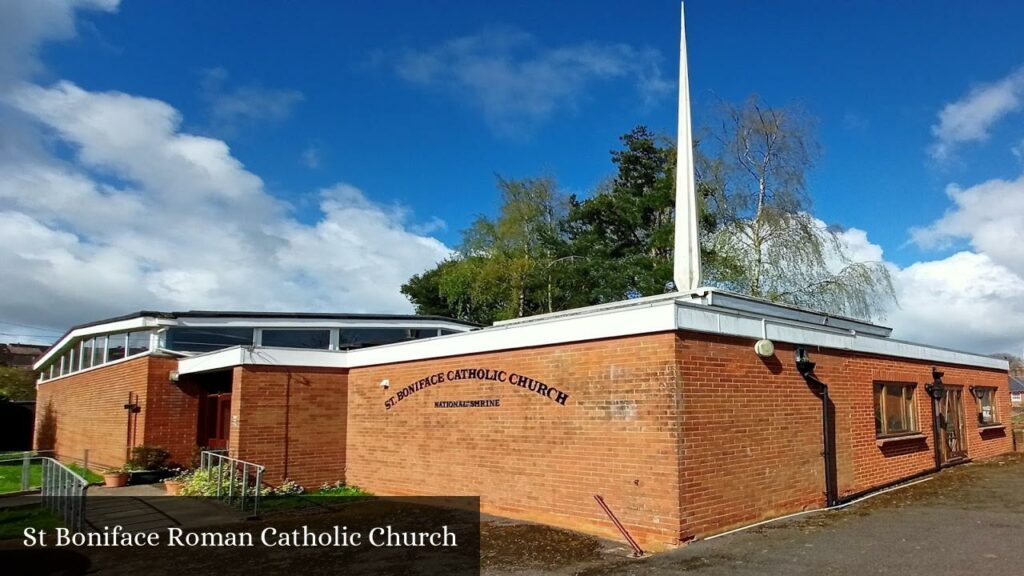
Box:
[795,349,839,508]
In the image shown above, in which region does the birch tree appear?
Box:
[702,97,895,320]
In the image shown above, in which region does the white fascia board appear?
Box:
[34,317,167,370]
[345,298,678,368]
[173,316,473,332]
[177,347,247,375]
[674,301,1007,370]
[493,291,688,326]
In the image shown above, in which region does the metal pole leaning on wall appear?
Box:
[593,495,644,557]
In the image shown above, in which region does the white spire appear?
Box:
[673,1,702,292]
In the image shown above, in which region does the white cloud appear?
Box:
[929,67,1024,161]
[394,28,672,135]
[199,67,304,136]
[0,0,119,90]
[910,175,1024,275]
[813,219,1024,355]
[0,1,451,339]
[888,252,1024,354]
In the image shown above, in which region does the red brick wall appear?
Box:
[34,356,154,470]
[230,366,348,488]
[676,335,825,540]
[344,333,684,547]
[143,358,201,467]
[674,332,1013,540]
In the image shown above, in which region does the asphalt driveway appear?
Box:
[482,452,1024,575]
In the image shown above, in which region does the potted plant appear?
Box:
[126,446,172,484]
[163,469,191,496]
[102,465,133,488]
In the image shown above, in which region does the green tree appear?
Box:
[0,366,37,401]
[700,96,895,320]
[562,125,733,303]
[401,177,566,324]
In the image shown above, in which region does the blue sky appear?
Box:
[43,0,1024,265]
[2,0,1024,354]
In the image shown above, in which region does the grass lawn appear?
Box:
[0,459,42,493]
[0,505,63,540]
[67,464,103,485]
[0,453,104,492]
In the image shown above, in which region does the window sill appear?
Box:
[876,433,926,446]
[978,424,1005,432]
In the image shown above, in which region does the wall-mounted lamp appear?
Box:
[168,370,180,383]
[754,339,775,358]
[968,385,985,400]
[379,379,390,390]
[795,347,815,376]
[925,367,946,399]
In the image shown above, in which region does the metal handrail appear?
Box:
[199,451,265,514]
[39,457,89,531]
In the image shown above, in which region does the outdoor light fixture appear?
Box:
[754,339,775,358]
[168,370,180,383]
[968,385,984,400]
[379,379,390,390]
[795,347,815,375]
[925,367,946,399]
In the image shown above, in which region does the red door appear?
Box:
[200,393,231,449]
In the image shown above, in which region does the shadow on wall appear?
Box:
[36,401,57,452]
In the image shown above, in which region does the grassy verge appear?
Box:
[0,505,63,540]
[0,460,42,493]
[67,464,103,485]
[258,485,372,512]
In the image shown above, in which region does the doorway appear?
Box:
[196,371,233,450]
[938,387,967,464]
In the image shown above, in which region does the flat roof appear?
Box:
[175,290,1008,375]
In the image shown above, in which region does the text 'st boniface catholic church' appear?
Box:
[32,3,1015,548]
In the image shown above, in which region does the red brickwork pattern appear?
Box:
[230,366,348,488]
[34,356,155,469]
[676,332,1012,540]
[142,358,201,466]
[345,333,685,547]
[676,335,825,540]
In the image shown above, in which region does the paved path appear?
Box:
[482,453,1024,575]
[85,484,246,531]
[0,483,245,532]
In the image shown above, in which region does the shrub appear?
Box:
[128,446,170,471]
[269,480,305,496]
[317,480,369,496]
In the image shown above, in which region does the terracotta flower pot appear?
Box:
[164,480,182,496]
[103,472,129,488]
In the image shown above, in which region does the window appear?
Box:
[164,327,254,353]
[975,387,999,426]
[260,329,331,349]
[106,333,127,361]
[338,328,416,349]
[127,331,151,357]
[67,349,76,374]
[873,382,918,437]
[82,339,94,370]
[92,336,106,366]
